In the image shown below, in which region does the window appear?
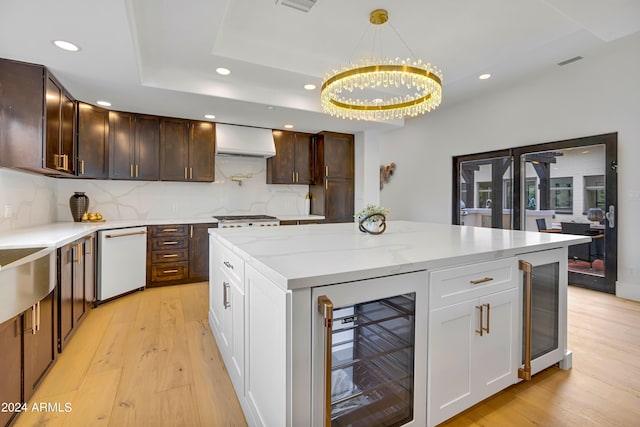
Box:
[524,178,537,209]
[478,182,492,208]
[550,177,572,214]
[584,175,605,212]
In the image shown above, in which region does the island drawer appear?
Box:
[218,245,244,284]
[429,258,517,309]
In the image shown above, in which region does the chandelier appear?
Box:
[320,9,442,121]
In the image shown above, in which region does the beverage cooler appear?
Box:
[312,271,427,427]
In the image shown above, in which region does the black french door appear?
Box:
[453,133,618,294]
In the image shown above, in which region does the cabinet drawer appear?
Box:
[429,258,517,309]
[150,224,188,237]
[219,245,244,285]
[150,236,188,250]
[151,248,188,263]
[151,262,189,282]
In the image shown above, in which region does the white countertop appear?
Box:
[275,214,325,221]
[211,221,591,290]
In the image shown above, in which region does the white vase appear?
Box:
[304,198,310,215]
[364,221,381,233]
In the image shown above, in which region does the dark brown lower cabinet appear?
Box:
[189,223,216,281]
[0,316,22,427]
[23,290,57,402]
[310,178,354,223]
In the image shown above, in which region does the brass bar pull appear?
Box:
[81,159,85,175]
[223,261,234,270]
[190,167,193,180]
[223,282,231,309]
[163,269,178,274]
[475,305,484,336]
[163,228,178,232]
[470,277,493,285]
[87,238,92,255]
[136,164,139,177]
[105,230,147,239]
[184,167,188,179]
[325,180,328,190]
[325,165,329,177]
[519,260,533,380]
[296,171,299,182]
[292,171,295,182]
[36,301,41,332]
[163,241,178,245]
[190,225,193,239]
[77,243,83,264]
[483,303,490,334]
[317,295,333,427]
[130,164,134,177]
[162,254,178,258]
[31,305,37,335]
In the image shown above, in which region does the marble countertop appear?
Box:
[274,215,325,221]
[211,221,591,290]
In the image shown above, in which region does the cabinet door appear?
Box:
[45,76,62,171]
[189,121,215,182]
[134,115,160,180]
[61,91,76,175]
[428,299,476,426]
[0,316,21,427]
[24,290,56,401]
[59,244,74,350]
[109,111,135,179]
[77,103,109,178]
[84,235,96,306]
[267,130,295,184]
[321,132,354,179]
[73,242,86,325]
[209,239,224,334]
[294,132,314,184]
[189,223,215,280]
[0,59,44,170]
[228,280,245,395]
[324,178,354,223]
[160,118,189,181]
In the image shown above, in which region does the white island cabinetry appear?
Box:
[207,221,589,427]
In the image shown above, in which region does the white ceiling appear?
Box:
[1,0,639,134]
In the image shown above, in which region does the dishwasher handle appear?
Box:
[105,230,147,239]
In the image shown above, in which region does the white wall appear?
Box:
[378,32,640,301]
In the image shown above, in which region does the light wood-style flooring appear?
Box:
[14,283,640,427]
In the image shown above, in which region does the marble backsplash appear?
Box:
[0,156,310,231]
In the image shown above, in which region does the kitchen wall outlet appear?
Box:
[4,205,13,218]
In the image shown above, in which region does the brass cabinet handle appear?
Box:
[77,243,83,264]
[190,167,193,180]
[470,277,493,285]
[130,164,134,177]
[36,301,40,332]
[223,282,231,309]
[292,171,295,182]
[296,171,299,182]
[162,254,178,258]
[184,167,188,179]
[80,159,85,175]
[105,230,147,238]
[325,165,329,177]
[31,304,37,335]
[519,260,533,381]
[163,228,178,232]
[475,305,484,336]
[163,269,179,274]
[317,295,333,427]
[483,303,490,334]
[163,241,178,245]
[325,180,328,190]
[63,155,69,171]
[85,238,93,256]
[136,164,139,177]
[190,225,193,239]
[223,261,234,270]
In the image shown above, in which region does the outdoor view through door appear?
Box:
[452,133,618,294]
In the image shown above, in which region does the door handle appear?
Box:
[105,230,147,238]
[475,305,484,336]
[317,295,333,427]
[223,282,231,309]
[519,260,533,381]
[223,261,234,270]
[605,205,615,228]
[483,303,490,334]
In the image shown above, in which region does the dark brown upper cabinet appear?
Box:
[315,131,354,180]
[109,111,159,180]
[0,58,75,175]
[267,130,314,184]
[160,118,215,182]
[77,103,109,178]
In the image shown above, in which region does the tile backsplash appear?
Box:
[1,156,310,231]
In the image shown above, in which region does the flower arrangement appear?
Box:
[355,204,389,234]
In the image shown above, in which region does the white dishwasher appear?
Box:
[97,226,147,302]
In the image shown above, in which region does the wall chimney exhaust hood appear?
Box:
[215,124,276,158]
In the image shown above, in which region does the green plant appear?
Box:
[355,204,389,224]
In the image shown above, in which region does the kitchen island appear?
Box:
[208,221,589,427]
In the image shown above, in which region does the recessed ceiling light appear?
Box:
[216,67,231,76]
[284,124,294,129]
[304,84,316,90]
[479,73,491,80]
[204,114,216,119]
[53,40,80,52]
[96,100,111,107]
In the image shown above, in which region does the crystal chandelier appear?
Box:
[321,9,443,121]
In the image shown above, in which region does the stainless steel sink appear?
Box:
[0,246,55,324]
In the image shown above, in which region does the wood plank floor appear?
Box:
[13,283,640,426]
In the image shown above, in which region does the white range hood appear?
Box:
[215,123,276,158]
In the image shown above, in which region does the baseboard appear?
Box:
[615,280,640,302]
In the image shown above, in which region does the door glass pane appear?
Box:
[525,263,559,361]
[331,293,416,426]
[459,157,513,229]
